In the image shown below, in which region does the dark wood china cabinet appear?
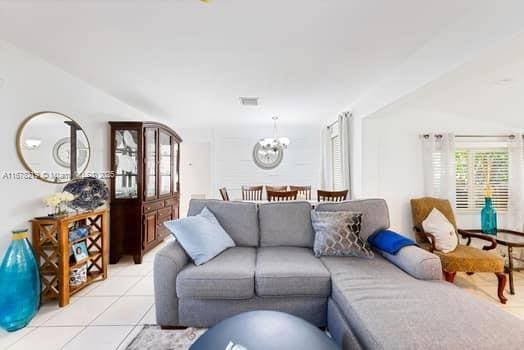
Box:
[109,121,181,264]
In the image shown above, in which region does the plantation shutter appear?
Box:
[332,134,343,190]
[455,137,509,211]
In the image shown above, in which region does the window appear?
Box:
[330,124,344,190]
[455,138,509,211]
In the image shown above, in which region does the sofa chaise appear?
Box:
[154,199,524,349]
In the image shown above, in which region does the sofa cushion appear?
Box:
[176,247,256,299]
[188,199,259,247]
[259,202,315,247]
[433,244,504,273]
[315,199,390,241]
[321,255,524,350]
[255,247,331,297]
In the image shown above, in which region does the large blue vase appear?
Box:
[0,229,41,332]
[481,197,497,235]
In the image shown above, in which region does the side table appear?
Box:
[462,229,524,295]
[31,209,108,306]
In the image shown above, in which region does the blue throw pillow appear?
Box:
[164,207,235,265]
[367,230,415,255]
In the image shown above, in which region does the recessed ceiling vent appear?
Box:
[240,97,259,106]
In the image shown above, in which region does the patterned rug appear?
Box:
[126,325,207,350]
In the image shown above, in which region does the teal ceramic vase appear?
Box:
[0,229,41,332]
[481,197,497,235]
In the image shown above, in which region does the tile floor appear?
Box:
[0,239,163,350]
[1,239,523,350]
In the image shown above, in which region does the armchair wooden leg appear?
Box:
[443,271,456,283]
[466,272,474,275]
[495,273,508,304]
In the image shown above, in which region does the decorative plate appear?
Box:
[252,142,284,170]
[64,177,109,211]
[52,137,89,169]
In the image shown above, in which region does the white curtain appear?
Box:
[421,133,456,206]
[508,134,524,231]
[338,112,352,198]
[320,126,333,190]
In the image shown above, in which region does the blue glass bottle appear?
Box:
[481,197,497,235]
[0,229,41,332]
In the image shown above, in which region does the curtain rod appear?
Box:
[422,134,520,139]
[327,120,338,129]
[326,112,352,129]
[456,134,519,138]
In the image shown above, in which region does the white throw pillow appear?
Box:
[422,208,458,253]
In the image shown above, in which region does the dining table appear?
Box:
[241,199,318,208]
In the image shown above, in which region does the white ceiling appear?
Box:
[0,0,482,127]
[373,31,524,129]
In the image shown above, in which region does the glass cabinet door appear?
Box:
[173,143,179,193]
[159,131,172,196]
[144,128,157,199]
[114,129,139,199]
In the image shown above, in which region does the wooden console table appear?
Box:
[31,209,108,307]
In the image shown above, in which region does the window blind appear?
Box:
[431,151,443,198]
[332,134,343,190]
[455,140,509,211]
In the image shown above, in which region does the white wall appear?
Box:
[0,39,323,259]
[362,106,523,237]
[179,124,322,210]
[179,142,212,217]
[0,41,146,256]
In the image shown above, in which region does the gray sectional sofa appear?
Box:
[154,199,524,349]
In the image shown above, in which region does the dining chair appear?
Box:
[241,185,264,200]
[289,185,311,200]
[219,187,230,201]
[317,190,348,202]
[266,185,288,192]
[266,185,288,199]
[267,190,298,202]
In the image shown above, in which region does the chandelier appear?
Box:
[252,116,290,169]
[258,116,290,150]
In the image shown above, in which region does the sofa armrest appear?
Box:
[380,245,442,281]
[154,239,190,326]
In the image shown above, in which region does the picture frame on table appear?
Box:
[71,241,89,262]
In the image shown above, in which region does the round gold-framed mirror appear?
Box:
[16,111,91,183]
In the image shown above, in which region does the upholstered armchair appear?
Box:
[410,197,507,304]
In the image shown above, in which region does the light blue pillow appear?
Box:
[164,207,235,265]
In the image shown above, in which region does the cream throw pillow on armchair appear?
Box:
[422,208,459,253]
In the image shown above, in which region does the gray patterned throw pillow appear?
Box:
[311,211,374,258]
